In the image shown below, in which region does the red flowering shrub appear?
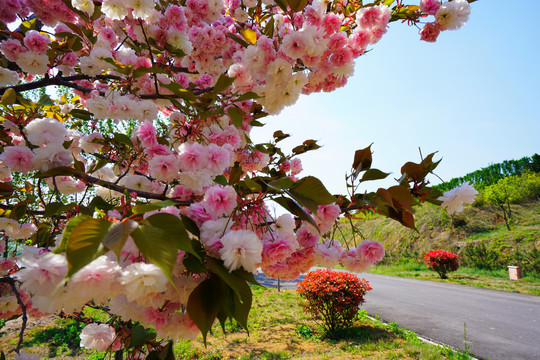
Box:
[424,250,460,279]
[297,269,371,337]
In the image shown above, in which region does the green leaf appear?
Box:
[164,43,187,57]
[15,93,35,107]
[225,33,249,48]
[129,325,156,348]
[206,257,252,305]
[44,201,76,217]
[241,177,262,193]
[88,158,110,173]
[159,341,175,360]
[69,108,92,120]
[159,82,196,102]
[228,162,243,185]
[288,176,339,214]
[8,203,27,220]
[235,92,260,101]
[187,277,224,343]
[267,177,295,191]
[273,196,319,232]
[264,16,275,38]
[227,107,244,128]
[36,166,76,178]
[102,220,138,258]
[1,88,17,106]
[205,260,254,332]
[132,66,167,79]
[131,200,179,214]
[181,214,200,238]
[213,175,228,186]
[0,182,14,198]
[361,169,390,182]
[130,225,178,283]
[213,74,236,93]
[288,0,308,12]
[65,218,112,277]
[114,133,133,147]
[273,0,289,12]
[144,213,198,257]
[87,196,115,213]
[183,256,207,274]
[37,94,54,106]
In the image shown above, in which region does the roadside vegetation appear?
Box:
[0,287,473,359]
[339,162,540,296]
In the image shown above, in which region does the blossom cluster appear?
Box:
[0,0,472,353]
[418,0,471,42]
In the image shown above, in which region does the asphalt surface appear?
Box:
[254,271,540,360]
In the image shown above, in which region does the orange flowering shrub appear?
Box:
[297,269,371,337]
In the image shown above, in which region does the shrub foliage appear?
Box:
[297,269,371,338]
[423,250,460,279]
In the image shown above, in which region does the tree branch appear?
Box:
[0,73,212,98]
[0,276,27,354]
[0,74,121,96]
[74,172,192,205]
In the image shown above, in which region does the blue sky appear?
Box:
[252,0,540,195]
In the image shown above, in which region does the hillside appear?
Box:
[341,201,540,273]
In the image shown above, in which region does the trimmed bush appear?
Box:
[297,269,371,338]
[424,250,460,279]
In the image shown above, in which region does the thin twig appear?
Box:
[0,276,27,354]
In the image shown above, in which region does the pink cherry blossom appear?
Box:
[148,154,181,182]
[420,0,441,15]
[203,185,237,217]
[261,237,295,266]
[178,142,209,172]
[0,39,27,62]
[80,323,116,352]
[206,143,234,175]
[23,30,51,53]
[296,225,320,248]
[135,120,158,148]
[0,146,35,173]
[317,203,341,223]
[420,22,442,43]
[219,230,263,272]
[356,240,385,265]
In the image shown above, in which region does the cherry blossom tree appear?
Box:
[0,0,476,358]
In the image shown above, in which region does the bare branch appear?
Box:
[0,276,28,354]
[74,172,192,205]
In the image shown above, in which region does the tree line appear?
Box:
[436,154,540,190]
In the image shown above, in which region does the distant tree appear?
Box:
[436,154,540,191]
[482,173,540,230]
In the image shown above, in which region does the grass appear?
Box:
[173,286,473,359]
[0,287,475,359]
[370,262,540,296]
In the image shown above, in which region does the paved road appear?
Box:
[255,271,540,360]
